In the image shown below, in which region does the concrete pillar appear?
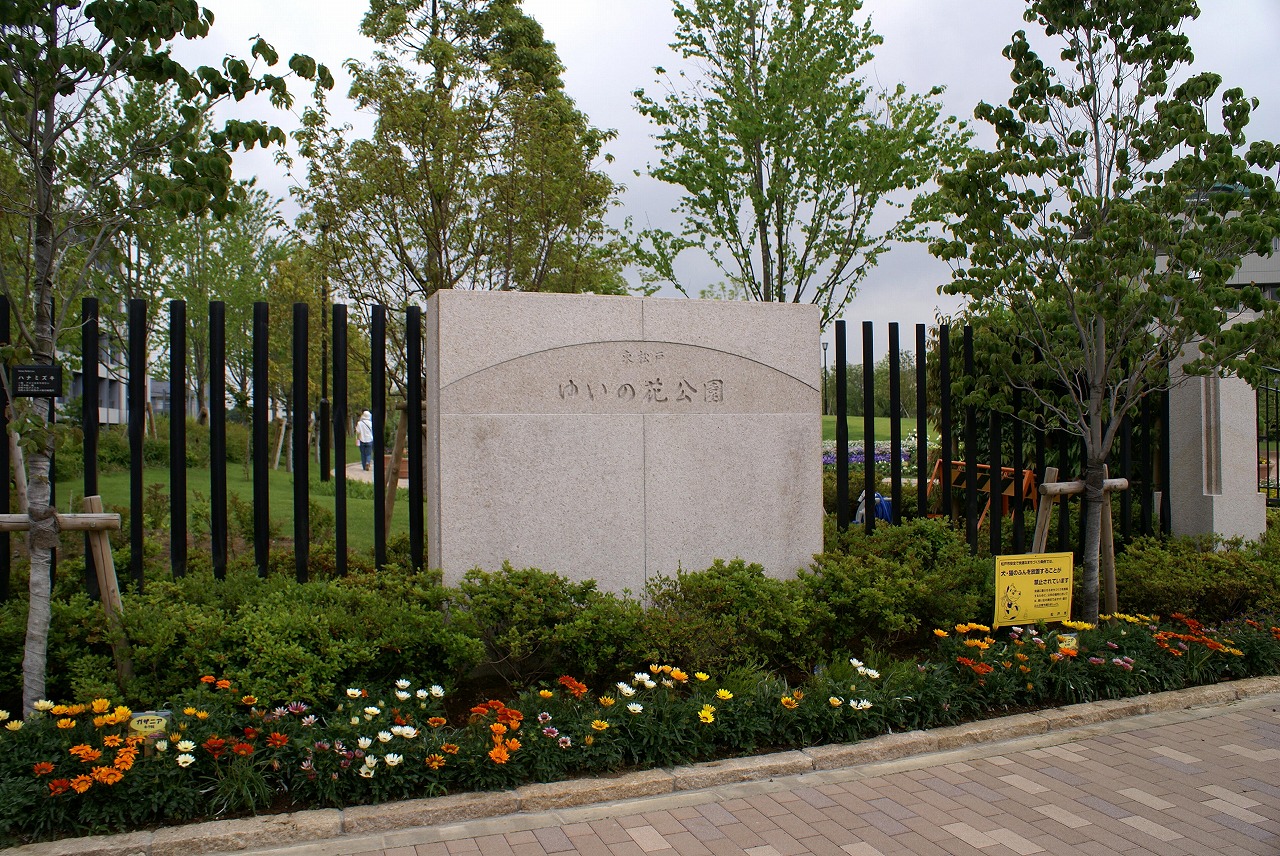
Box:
[1168,346,1266,541]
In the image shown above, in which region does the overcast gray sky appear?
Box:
[184,0,1280,348]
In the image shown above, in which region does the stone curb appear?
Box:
[11,678,1280,856]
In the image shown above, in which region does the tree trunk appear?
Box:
[21,450,53,715]
[1081,460,1105,624]
[9,431,28,513]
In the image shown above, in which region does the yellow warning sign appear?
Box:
[994,553,1074,627]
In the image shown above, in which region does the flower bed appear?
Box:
[2,613,1278,845]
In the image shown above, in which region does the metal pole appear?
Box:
[210,301,227,581]
[252,302,270,577]
[372,305,387,568]
[862,321,875,535]
[127,298,146,591]
[292,302,309,582]
[169,300,187,577]
[888,323,902,525]
[916,324,927,519]
[822,341,828,417]
[939,324,952,519]
[82,298,100,598]
[332,304,348,576]
[835,320,850,530]
[963,325,978,554]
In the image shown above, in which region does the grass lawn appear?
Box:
[822,415,922,442]
[62,439,411,556]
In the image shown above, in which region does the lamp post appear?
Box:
[822,341,829,416]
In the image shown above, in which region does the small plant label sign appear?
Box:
[128,710,172,740]
[994,553,1073,627]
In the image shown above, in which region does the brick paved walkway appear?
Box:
[235,694,1280,856]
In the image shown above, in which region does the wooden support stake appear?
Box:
[1101,465,1118,616]
[83,496,133,686]
[383,406,408,535]
[1031,466,1059,553]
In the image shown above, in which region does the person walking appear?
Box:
[356,410,374,471]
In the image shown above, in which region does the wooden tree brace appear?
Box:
[1030,467,1128,615]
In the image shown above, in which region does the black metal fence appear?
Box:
[1259,367,1280,507]
[0,300,1177,601]
[828,320,1173,555]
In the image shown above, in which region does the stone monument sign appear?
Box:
[425,291,822,593]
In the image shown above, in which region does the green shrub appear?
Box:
[803,517,991,650]
[642,559,819,674]
[1115,534,1280,621]
[451,563,648,686]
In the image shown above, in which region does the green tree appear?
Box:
[931,0,1280,622]
[633,0,970,325]
[0,0,330,714]
[293,0,627,323]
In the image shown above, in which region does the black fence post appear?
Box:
[82,297,100,598]
[332,305,348,576]
[989,410,1002,556]
[1160,390,1172,535]
[1011,365,1025,554]
[835,320,850,530]
[320,339,330,483]
[888,323,902,525]
[916,324,927,519]
[939,324,952,519]
[372,306,387,568]
[862,321,875,535]
[292,303,309,583]
[170,300,187,578]
[252,302,270,577]
[407,306,424,571]
[0,297,9,601]
[963,325,978,554]
[127,298,146,592]
[210,301,228,581]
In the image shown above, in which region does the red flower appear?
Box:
[243,726,259,740]
[202,737,227,759]
[48,778,71,796]
[557,675,589,699]
[231,742,255,757]
[266,732,289,749]
[33,761,55,776]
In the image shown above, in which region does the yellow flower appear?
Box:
[963,639,989,650]
[670,669,688,682]
[780,696,799,710]
[829,697,843,707]
[933,629,949,638]
[183,707,197,716]
[91,698,111,714]
[1062,620,1095,632]
[1026,683,1035,691]
[539,690,553,699]
[598,696,615,707]
[195,711,209,720]
[5,721,22,731]
[715,689,733,700]
[591,720,610,732]
[584,735,594,746]
[694,672,710,682]
[701,704,716,716]
[698,708,715,724]
[33,700,54,712]
[51,705,69,716]
[649,663,661,673]
[56,718,75,729]
[970,623,991,633]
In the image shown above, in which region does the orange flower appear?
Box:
[490,722,508,737]
[488,745,510,764]
[557,676,589,699]
[231,742,254,757]
[504,738,521,752]
[33,761,55,776]
[266,732,289,749]
[91,766,124,785]
[241,695,257,706]
[670,668,688,682]
[425,754,446,770]
[202,737,227,759]
[200,675,216,684]
[102,735,122,747]
[215,679,232,691]
[71,747,102,763]
[243,727,259,740]
[793,690,804,701]
[55,718,75,729]
[780,697,799,710]
[91,698,111,713]
[428,717,447,728]
[441,743,460,754]
[48,778,71,795]
[70,775,93,794]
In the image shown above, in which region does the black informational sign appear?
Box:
[11,364,62,397]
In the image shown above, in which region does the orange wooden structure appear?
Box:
[925,460,1038,527]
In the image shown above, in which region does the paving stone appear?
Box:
[344,793,519,835]
[803,731,937,770]
[932,713,1049,750]
[150,809,343,855]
